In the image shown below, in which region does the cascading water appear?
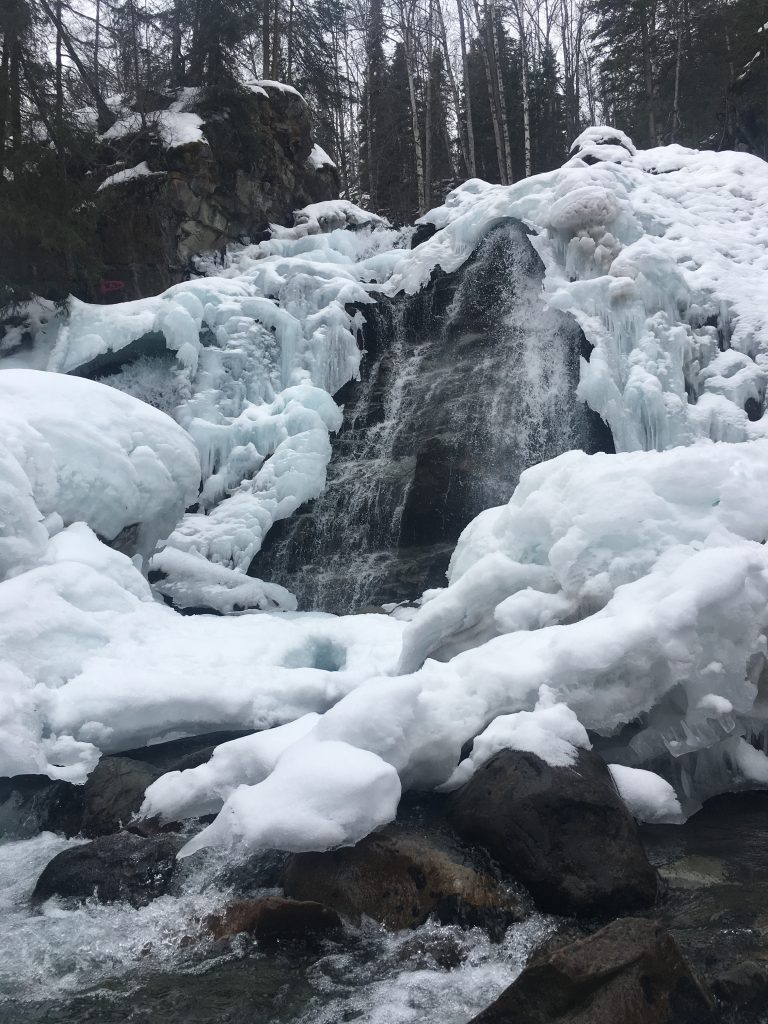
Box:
[252,220,611,612]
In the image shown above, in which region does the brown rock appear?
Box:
[469,917,715,1024]
[450,748,659,917]
[204,896,341,942]
[283,825,521,933]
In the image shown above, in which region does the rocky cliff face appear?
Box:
[91,84,339,301]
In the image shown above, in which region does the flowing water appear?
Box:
[0,833,555,1024]
[253,220,610,612]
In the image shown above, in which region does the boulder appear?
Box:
[449,748,659,917]
[283,824,521,933]
[42,756,163,838]
[711,960,768,1012]
[91,85,340,301]
[469,917,715,1024]
[31,832,181,908]
[204,897,342,943]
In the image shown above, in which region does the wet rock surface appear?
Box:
[469,917,715,1024]
[449,748,660,917]
[204,897,342,943]
[48,757,163,838]
[31,831,182,908]
[283,821,522,934]
[640,792,768,1021]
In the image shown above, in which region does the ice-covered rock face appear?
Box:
[5,129,768,849]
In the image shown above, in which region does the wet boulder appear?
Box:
[31,831,182,908]
[449,748,659,917]
[283,824,521,933]
[469,917,714,1024]
[40,756,163,838]
[204,897,342,943]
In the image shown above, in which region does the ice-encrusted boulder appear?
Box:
[0,369,200,569]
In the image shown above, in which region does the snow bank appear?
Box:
[0,521,404,781]
[0,369,200,565]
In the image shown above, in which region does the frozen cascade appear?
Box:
[252,221,610,612]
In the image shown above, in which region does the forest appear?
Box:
[1,0,768,307]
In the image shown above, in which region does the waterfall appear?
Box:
[252,220,611,612]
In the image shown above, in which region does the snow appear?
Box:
[101,90,206,148]
[438,686,591,790]
[0,369,200,565]
[6,129,768,856]
[97,161,162,191]
[608,764,683,823]
[177,739,401,857]
[307,143,336,170]
[246,79,305,101]
[0,521,404,781]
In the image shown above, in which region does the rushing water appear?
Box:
[0,833,555,1024]
[253,220,609,613]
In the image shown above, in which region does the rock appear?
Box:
[31,832,182,908]
[449,748,659,917]
[410,221,437,248]
[90,85,340,302]
[283,824,521,933]
[42,756,163,838]
[204,897,342,943]
[0,774,65,839]
[469,918,715,1024]
[711,960,768,1010]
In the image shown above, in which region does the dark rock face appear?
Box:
[204,897,342,942]
[91,85,339,301]
[640,791,768,1018]
[252,220,613,612]
[31,832,182,907]
[46,757,162,838]
[469,918,714,1024]
[282,824,521,933]
[449,748,659,917]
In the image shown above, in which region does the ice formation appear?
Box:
[4,128,768,853]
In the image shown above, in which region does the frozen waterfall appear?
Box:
[253,220,610,612]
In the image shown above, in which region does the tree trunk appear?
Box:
[437,1,469,177]
[513,1,531,177]
[94,0,101,94]
[473,0,507,183]
[491,0,514,181]
[262,0,272,78]
[456,0,476,176]
[639,0,657,145]
[424,3,434,210]
[39,0,115,130]
[171,0,183,86]
[55,1,64,140]
[0,38,10,176]
[271,0,281,78]
[286,0,295,82]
